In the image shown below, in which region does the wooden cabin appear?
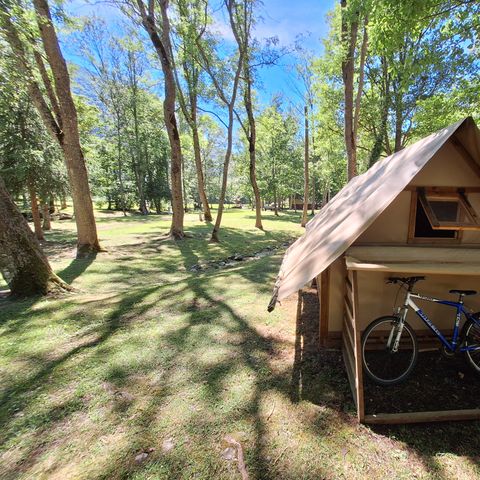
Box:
[269,117,480,424]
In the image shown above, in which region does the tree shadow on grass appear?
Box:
[57,254,97,284]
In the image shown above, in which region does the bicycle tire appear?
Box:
[362,316,418,386]
[463,317,480,374]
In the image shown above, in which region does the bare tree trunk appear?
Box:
[182,154,188,212]
[353,16,368,151]
[135,0,184,238]
[42,202,51,230]
[369,56,390,166]
[115,114,127,216]
[211,109,234,242]
[32,0,101,257]
[198,0,245,242]
[191,120,212,221]
[301,106,309,228]
[341,0,359,181]
[394,93,403,152]
[28,181,44,241]
[272,160,279,217]
[127,53,148,215]
[0,176,70,296]
[244,65,263,229]
[311,180,315,216]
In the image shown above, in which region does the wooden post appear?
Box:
[351,271,365,422]
[343,267,365,422]
[319,267,330,347]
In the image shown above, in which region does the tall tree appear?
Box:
[301,105,309,227]
[232,0,263,229]
[0,0,101,257]
[174,0,213,222]
[196,0,245,242]
[0,175,70,296]
[127,0,185,238]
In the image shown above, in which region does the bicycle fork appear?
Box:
[387,303,410,353]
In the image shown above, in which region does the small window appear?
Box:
[418,190,480,231]
[414,196,457,238]
[409,188,480,243]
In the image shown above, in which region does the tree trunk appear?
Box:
[341,0,359,181]
[311,180,315,216]
[211,108,234,242]
[272,157,279,217]
[42,202,51,230]
[394,93,403,152]
[301,106,309,228]
[181,154,188,213]
[191,115,212,222]
[369,56,390,166]
[244,64,263,229]
[28,181,44,241]
[33,0,101,257]
[128,59,148,216]
[136,0,184,238]
[353,16,368,155]
[0,176,70,296]
[114,111,127,216]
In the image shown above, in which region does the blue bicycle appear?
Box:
[361,276,480,385]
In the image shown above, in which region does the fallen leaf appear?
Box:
[134,452,149,463]
[162,437,175,453]
[222,446,237,461]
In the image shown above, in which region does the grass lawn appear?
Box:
[1,208,480,479]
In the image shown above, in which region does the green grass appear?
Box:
[1,208,480,479]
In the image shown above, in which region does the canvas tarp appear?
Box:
[268,117,480,311]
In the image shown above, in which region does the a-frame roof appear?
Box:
[268,117,480,310]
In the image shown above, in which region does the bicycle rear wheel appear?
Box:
[464,318,480,373]
[362,316,418,386]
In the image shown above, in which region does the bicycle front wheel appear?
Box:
[464,318,480,373]
[362,316,418,386]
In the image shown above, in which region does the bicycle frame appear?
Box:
[396,291,480,352]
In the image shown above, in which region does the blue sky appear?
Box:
[65,0,335,108]
[213,0,334,106]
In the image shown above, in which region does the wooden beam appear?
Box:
[451,137,480,178]
[404,186,480,193]
[459,190,480,224]
[319,267,330,347]
[407,190,417,243]
[351,271,365,423]
[342,340,357,408]
[364,409,480,425]
[418,189,441,228]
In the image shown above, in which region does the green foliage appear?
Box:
[235,101,303,205]
[0,53,68,204]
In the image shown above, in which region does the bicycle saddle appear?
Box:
[449,289,477,296]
